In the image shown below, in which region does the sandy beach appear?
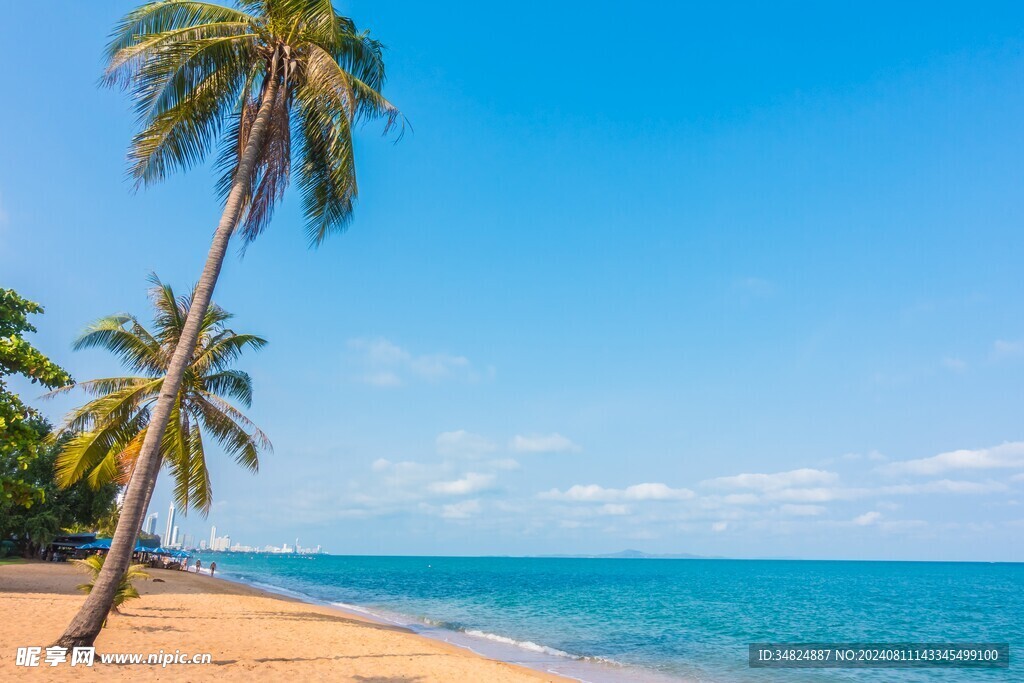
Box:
[0,561,571,682]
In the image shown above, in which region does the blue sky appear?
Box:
[3,1,1024,560]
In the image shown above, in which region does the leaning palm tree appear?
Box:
[57,0,401,647]
[51,277,270,516]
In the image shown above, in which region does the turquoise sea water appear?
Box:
[194,554,1021,682]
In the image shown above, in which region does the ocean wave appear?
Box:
[329,601,391,619]
[460,629,576,658]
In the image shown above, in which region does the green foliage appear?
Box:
[1,289,73,388]
[0,289,73,519]
[104,0,403,247]
[0,431,120,553]
[52,276,271,515]
[73,554,150,621]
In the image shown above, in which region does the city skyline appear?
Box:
[144,504,324,554]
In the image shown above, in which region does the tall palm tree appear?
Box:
[57,0,401,647]
[51,278,270,516]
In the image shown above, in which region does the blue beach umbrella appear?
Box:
[78,538,152,553]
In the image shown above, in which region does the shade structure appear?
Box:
[78,538,153,553]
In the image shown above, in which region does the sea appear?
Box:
[193,554,1021,682]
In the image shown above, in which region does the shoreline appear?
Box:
[0,560,575,681]
[192,562,683,683]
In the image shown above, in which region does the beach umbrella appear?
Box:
[79,538,152,553]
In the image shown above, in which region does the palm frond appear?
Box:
[55,412,150,488]
[45,376,153,401]
[293,84,357,246]
[125,35,255,185]
[305,43,404,133]
[193,392,271,472]
[106,1,258,58]
[191,331,267,375]
[201,369,254,406]
[72,317,164,374]
[105,20,254,91]
[56,379,162,435]
[188,425,213,513]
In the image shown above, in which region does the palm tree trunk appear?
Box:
[55,53,283,649]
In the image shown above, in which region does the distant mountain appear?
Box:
[597,549,712,559]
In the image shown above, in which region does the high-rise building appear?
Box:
[164,503,175,546]
[144,513,158,535]
[171,525,179,547]
[210,525,217,549]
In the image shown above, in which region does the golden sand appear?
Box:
[0,560,571,682]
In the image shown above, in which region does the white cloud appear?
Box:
[429,473,496,496]
[711,521,729,532]
[941,357,967,372]
[409,353,471,380]
[510,433,581,454]
[779,504,826,516]
[540,482,694,502]
[441,499,481,519]
[600,504,631,516]
[881,442,1024,476]
[767,487,849,503]
[839,450,887,462]
[362,371,402,387]
[853,511,882,526]
[992,339,1024,360]
[349,338,477,387]
[489,458,521,470]
[722,493,761,505]
[436,430,496,458]
[704,468,839,491]
[877,480,1006,495]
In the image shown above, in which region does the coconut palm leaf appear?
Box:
[53,277,269,516]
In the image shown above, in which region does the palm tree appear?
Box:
[73,554,150,625]
[57,1,401,647]
[51,277,270,516]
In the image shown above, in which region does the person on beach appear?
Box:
[195,559,202,574]
[210,561,217,578]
